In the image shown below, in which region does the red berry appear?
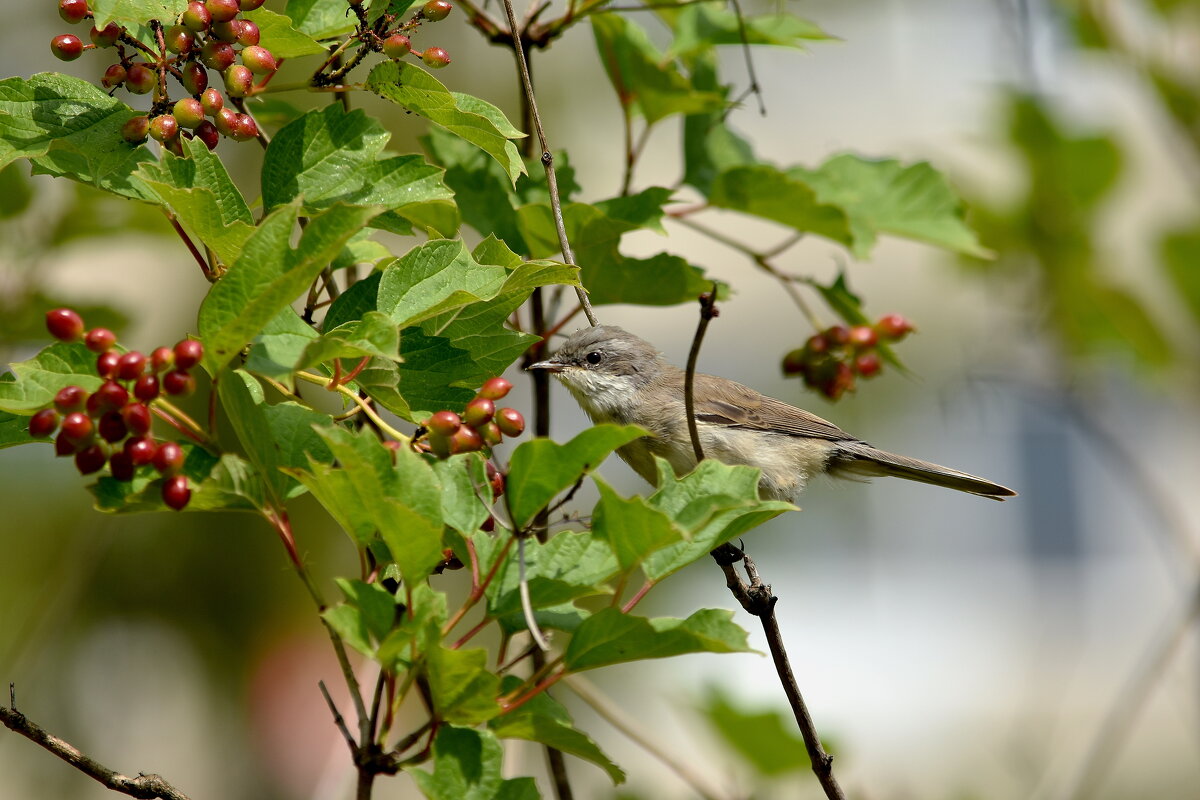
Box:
[420,47,451,68]
[163,370,195,396]
[51,34,84,62]
[55,432,78,456]
[91,380,129,412]
[90,23,122,47]
[238,0,266,9]
[181,1,211,31]
[848,325,878,349]
[61,412,94,443]
[195,120,219,150]
[46,308,84,341]
[825,325,850,346]
[116,351,146,380]
[109,450,135,481]
[805,334,829,355]
[463,397,494,428]
[230,113,258,142]
[75,444,107,475]
[235,19,260,46]
[205,0,239,23]
[240,45,276,75]
[122,115,149,144]
[480,515,495,532]
[820,362,855,400]
[125,436,157,466]
[854,350,882,377]
[173,339,204,369]
[96,351,120,379]
[876,313,914,341]
[165,24,194,54]
[84,327,116,352]
[210,20,240,42]
[29,408,60,438]
[214,107,238,137]
[495,407,524,437]
[121,402,152,436]
[149,114,180,142]
[133,374,160,401]
[101,64,127,89]
[423,0,452,21]
[478,376,512,400]
[382,34,411,59]
[162,474,191,510]
[180,61,208,94]
[426,410,460,437]
[98,410,127,442]
[222,64,253,97]
[200,88,223,116]
[54,385,87,413]
[479,421,502,447]
[200,40,235,71]
[150,346,174,372]
[173,98,204,129]
[781,348,805,376]
[58,0,89,24]
[450,425,483,454]
[486,461,504,498]
[126,63,156,94]
[153,441,184,474]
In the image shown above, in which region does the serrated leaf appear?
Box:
[0,162,32,219]
[709,164,852,247]
[242,306,319,389]
[665,5,834,59]
[0,409,36,449]
[262,104,453,222]
[327,578,399,655]
[432,453,492,535]
[0,73,153,200]
[0,342,105,413]
[284,0,357,39]
[792,154,990,258]
[490,688,625,783]
[409,726,538,800]
[298,311,400,370]
[354,333,477,422]
[425,646,502,725]
[683,53,755,196]
[89,446,267,513]
[136,136,254,266]
[377,239,509,328]
[591,14,726,125]
[483,530,619,623]
[198,202,380,372]
[366,61,527,184]
[90,0,187,28]
[564,607,752,671]
[592,477,687,573]
[506,425,646,529]
[243,7,327,58]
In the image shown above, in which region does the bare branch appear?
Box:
[684,286,720,462]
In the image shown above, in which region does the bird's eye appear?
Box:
[585,351,602,365]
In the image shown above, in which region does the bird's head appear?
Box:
[527,325,666,418]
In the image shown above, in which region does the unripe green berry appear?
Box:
[240,45,276,75]
[165,24,195,54]
[223,64,253,97]
[382,34,411,59]
[200,87,223,116]
[214,107,237,137]
[181,1,211,32]
[173,98,205,128]
[149,114,180,142]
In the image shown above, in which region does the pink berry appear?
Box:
[125,63,156,94]
[450,425,483,454]
[423,0,452,21]
[238,0,266,9]
[150,346,174,372]
[101,64,127,89]
[240,45,276,75]
[149,114,179,142]
[195,120,219,150]
[876,313,914,341]
[235,20,260,46]
[848,325,878,349]
[85,327,116,353]
[173,98,205,129]
[180,61,208,94]
[181,1,211,32]
[855,350,882,377]
[230,113,258,141]
[222,64,253,97]
[382,34,411,59]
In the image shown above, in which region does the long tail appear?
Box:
[830,442,1017,501]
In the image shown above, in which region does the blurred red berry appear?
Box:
[84,327,116,353]
[29,408,60,438]
[46,308,84,341]
[162,475,191,509]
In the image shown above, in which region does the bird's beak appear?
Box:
[527,359,564,373]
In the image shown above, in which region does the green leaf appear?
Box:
[0,162,32,219]
[425,646,502,725]
[432,454,492,536]
[0,73,153,200]
[409,726,538,800]
[506,425,646,529]
[135,136,254,266]
[0,409,37,449]
[1162,226,1200,323]
[682,53,755,196]
[262,104,453,224]
[423,126,527,253]
[490,687,625,783]
[368,0,420,25]
[366,61,527,184]
[284,0,357,39]
[298,311,400,370]
[242,307,319,389]
[709,164,852,248]
[591,14,726,125]
[592,477,686,573]
[377,239,509,328]
[642,459,794,581]
[352,335,477,422]
[198,202,380,372]
[697,686,813,775]
[792,154,990,258]
[324,578,399,656]
[243,7,327,58]
[564,607,752,671]
[665,4,834,59]
[0,342,104,413]
[89,446,267,513]
[484,530,619,626]
[90,0,188,29]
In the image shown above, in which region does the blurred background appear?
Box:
[2,1,1198,798]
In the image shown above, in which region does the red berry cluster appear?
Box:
[31,308,206,510]
[781,314,915,400]
[349,0,454,73]
[417,377,525,458]
[51,0,273,150]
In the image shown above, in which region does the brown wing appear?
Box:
[681,373,856,442]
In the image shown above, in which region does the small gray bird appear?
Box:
[529,325,1016,502]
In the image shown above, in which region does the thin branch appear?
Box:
[499,0,599,327]
[319,679,359,756]
[518,536,551,651]
[1,690,192,800]
[684,286,720,462]
[564,675,731,800]
[727,0,766,115]
[162,211,216,282]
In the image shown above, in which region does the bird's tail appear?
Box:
[830,443,1016,501]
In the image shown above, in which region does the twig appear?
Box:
[727,0,766,115]
[498,0,599,327]
[162,211,216,282]
[319,679,359,756]
[518,536,550,651]
[710,546,847,799]
[1,688,192,800]
[684,286,720,462]
[564,675,731,800]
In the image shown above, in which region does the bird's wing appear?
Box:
[684,373,856,442]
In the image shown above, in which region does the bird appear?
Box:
[528,325,1016,502]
